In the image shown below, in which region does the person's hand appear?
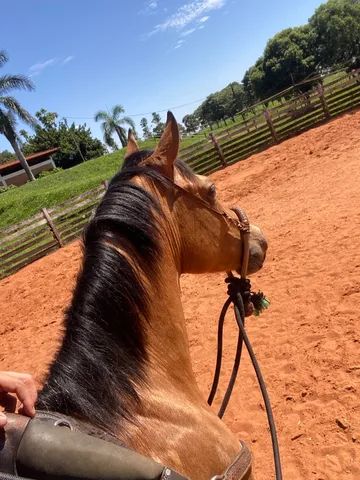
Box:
[0,371,37,427]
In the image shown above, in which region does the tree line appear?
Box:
[179,0,360,133]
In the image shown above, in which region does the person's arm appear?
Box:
[0,371,37,427]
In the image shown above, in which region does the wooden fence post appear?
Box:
[209,133,227,167]
[0,173,6,187]
[264,109,279,143]
[317,82,330,118]
[41,207,64,247]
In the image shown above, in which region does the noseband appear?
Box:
[228,207,250,280]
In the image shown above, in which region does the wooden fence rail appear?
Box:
[0,184,106,279]
[1,69,360,279]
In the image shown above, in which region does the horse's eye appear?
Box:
[208,184,216,198]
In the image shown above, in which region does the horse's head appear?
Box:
[125,112,267,276]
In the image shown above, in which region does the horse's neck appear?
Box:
[143,253,202,401]
[120,253,240,479]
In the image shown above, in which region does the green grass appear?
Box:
[0,152,118,229]
[0,137,202,229]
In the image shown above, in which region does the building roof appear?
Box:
[0,148,59,175]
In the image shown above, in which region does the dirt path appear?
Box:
[1,110,360,479]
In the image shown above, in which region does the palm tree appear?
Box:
[94,105,135,149]
[0,50,36,181]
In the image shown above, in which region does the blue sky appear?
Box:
[1,0,324,151]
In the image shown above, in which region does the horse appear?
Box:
[34,112,267,480]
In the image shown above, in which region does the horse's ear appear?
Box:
[151,111,179,179]
[125,129,139,157]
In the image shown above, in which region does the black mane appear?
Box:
[38,151,189,433]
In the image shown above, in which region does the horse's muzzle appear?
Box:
[247,225,268,274]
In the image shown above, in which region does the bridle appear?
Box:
[161,174,283,480]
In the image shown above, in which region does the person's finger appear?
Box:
[0,373,37,417]
[0,411,7,428]
[0,372,37,387]
[0,372,33,392]
[13,379,37,417]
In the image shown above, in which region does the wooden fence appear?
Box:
[0,185,105,279]
[1,69,359,279]
[180,69,360,174]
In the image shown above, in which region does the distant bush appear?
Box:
[0,150,16,165]
[37,167,63,179]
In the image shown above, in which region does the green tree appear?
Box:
[94,105,135,148]
[182,114,200,133]
[177,122,186,137]
[0,50,36,181]
[243,63,264,104]
[195,94,225,125]
[151,112,165,137]
[216,82,247,117]
[243,26,316,99]
[140,117,152,139]
[186,82,247,128]
[23,109,105,169]
[0,149,15,164]
[309,0,360,69]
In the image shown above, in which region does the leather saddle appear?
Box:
[0,412,252,480]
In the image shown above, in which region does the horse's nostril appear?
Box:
[250,226,267,251]
[247,247,266,274]
[250,246,263,261]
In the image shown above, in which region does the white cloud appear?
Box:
[28,55,75,77]
[198,15,209,22]
[151,0,226,33]
[62,55,74,65]
[174,39,185,49]
[198,24,205,29]
[181,28,196,36]
[140,0,159,15]
[29,58,56,76]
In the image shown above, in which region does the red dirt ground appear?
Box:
[1,110,360,479]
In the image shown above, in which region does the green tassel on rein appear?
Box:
[250,291,270,316]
